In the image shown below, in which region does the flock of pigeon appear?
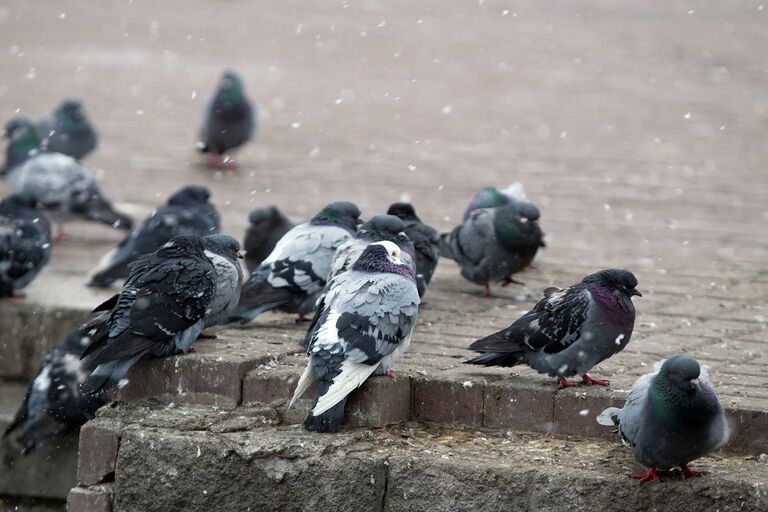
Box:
[0,70,729,484]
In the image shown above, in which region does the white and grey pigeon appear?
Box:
[197,69,255,169]
[3,117,41,174]
[229,201,361,324]
[0,195,52,298]
[2,316,109,464]
[79,235,216,394]
[88,185,220,287]
[387,202,440,297]
[440,201,545,297]
[37,99,98,161]
[202,234,243,329]
[597,355,729,483]
[466,269,641,388]
[243,205,294,273]
[290,241,420,433]
[327,214,416,283]
[6,148,132,233]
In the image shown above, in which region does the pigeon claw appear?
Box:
[581,374,610,386]
[483,283,493,298]
[295,314,312,323]
[680,465,707,479]
[383,369,397,379]
[557,377,580,388]
[631,468,661,484]
[10,291,27,299]
[501,277,524,287]
[206,153,222,167]
[221,155,239,170]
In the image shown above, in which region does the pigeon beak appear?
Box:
[690,378,699,386]
[238,249,247,259]
[630,289,642,297]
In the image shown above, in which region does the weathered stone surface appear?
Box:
[113,429,386,512]
[345,376,411,428]
[67,486,112,512]
[483,379,554,433]
[412,376,483,427]
[77,423,121,486]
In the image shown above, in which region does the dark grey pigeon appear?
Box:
[6,151,132,232]
[387,202,440,297]
[466,269,641,388]
[440,201,545,297]
[79,235,216,394]
[597,355,729,483]
[88,186,220,287]
[3,117,42,174]
[229,201,361,324]
[2,316,108,463]
[290,241,420,433]
[37,99,98,160]
[328,214,416,283]
[198,69,255,168]
[243,205,294,273]
[0,195,52,297]
[203,234,243,328]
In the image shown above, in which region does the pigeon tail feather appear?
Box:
[304,380,347,433]
[289,363,316,409]
[80,352,145,395]
[438,233,455,260]
[597,407,622,427]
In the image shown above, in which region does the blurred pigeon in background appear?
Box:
[80,235,216,394]
[0,195,52,298]
[2,117,42,174]
[463,183,528,220]
[229,201,361,324]
[441,201,545,297]
[467,269,641,387]
[197,69,255,169]
[387,202,440,297]
[597,355,729,483]
[88,185,219,288]
[202,234,243,329]
[5,150,132,234]
[37,99,98,160]
[1,316,108,464]
[290,241,420,433]
[327,214,416,283]
[243,205,294,273]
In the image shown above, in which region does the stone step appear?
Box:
[69,403,768,512]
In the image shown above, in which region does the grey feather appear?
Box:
[37,99,98,160]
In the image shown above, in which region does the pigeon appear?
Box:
[327,214,416,283]
[5,151,133,233]
[462,183,529,220]
[3,116,41,174]
[79,235,217,394]
[597,355,729,483]
[37,99,98,160]
[466,269,641,388]
[88,185,220,288]
[387,202,440,296]
[0,195,52,297]
[202,234,243,328]
[229,201,361,324]
[198,69,255,168]
[440,201,545,297]
[243,205,294,273]
[289,241,420,433]
[2,316,109,463]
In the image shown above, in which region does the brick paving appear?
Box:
[1,0,767,447]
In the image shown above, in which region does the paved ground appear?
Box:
[0,2,767,506]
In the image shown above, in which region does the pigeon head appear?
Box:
[386,202,420,222]
[167,185,211,206]
[159,235,206,257]
[4,116,36,139]
[204,234,242,263]
[351,241,414,278]
[5,117,40,152]
[582,269,641,298]
[248,205,283,227]
[357,214,406,241]
[57,99,87,123]
[464,186,510,219]
[493,202,546,252]
[310,201,362,232]
[215,70,246,108]
[658,355,702,394]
